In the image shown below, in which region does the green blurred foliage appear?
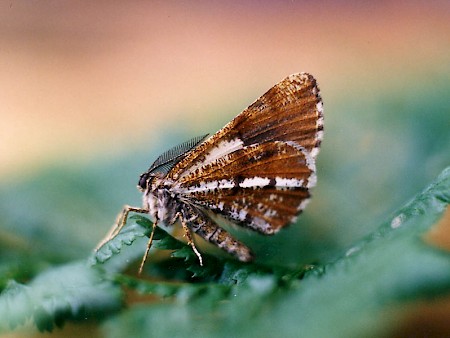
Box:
[0,76,449,336]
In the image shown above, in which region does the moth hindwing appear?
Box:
[101,72,323,272]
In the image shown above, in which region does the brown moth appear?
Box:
[97,73,323,273]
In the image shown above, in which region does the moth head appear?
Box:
[137,172,154,192]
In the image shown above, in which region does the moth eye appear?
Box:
[138,173,150,190]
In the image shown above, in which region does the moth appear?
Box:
[97,73,323,273]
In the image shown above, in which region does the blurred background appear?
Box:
[0,1,449,335]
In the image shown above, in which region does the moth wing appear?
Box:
[176,141,315,234]
[168,72,323,181]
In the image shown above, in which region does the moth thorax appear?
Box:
[145,187,179,225]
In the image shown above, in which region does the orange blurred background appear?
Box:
[1,1,449,178]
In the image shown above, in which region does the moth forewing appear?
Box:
[169,72,322,181]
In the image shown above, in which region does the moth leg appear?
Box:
[138,219,157,275]
[176,212,204,266]
[184,208,254,262]
[95,205,148,251]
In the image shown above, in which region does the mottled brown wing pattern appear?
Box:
[170,73,322,236]
[176,142,314,233]
[168,73,323,182]
[232,75,322,150]
[178,141,314,184]
[190,187,310,234]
